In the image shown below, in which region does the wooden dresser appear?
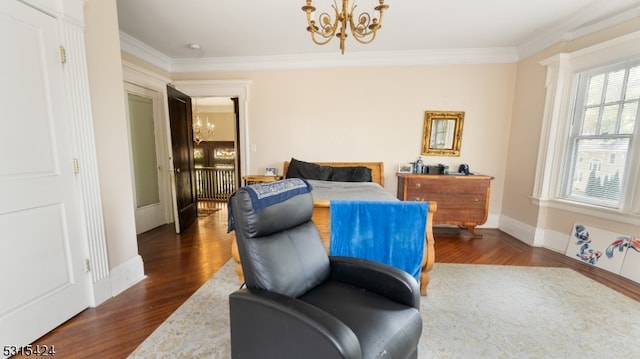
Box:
[397,173,493,237]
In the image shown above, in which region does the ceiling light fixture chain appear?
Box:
[302,0,388,54]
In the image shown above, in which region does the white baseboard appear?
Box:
[477,213,500,228]
[498,215,569,253]
[109,255,146,296]
[540,228,571,253]
[498,215,536,246]
[90,277,113,307]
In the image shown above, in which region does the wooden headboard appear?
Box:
[283,161,385,186]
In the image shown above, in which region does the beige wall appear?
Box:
[84,0,139,268]
[503,18,640,247]
[119,12,640,250]
[173,65,517,223]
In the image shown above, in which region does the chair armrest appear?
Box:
[229,288,361,359]
[328,256,420,309]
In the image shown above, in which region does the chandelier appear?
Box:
[301,0,389,54]
[192,98,215,145]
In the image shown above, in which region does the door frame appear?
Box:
[123,82,173,232]
[122,61,176,228]
[172,80,251,182]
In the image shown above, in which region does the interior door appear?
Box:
[232,97,243,187]
[167,85,197,232]
[0,1,90,349]
[125,84,169,234]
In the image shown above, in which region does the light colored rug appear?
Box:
[128,261,640,358]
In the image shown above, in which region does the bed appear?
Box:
[231,160,436,295]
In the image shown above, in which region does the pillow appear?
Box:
[330,166,372,182]
[286,158,332,180]
[287,158,373,182]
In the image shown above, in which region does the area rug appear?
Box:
[128,261,640,358]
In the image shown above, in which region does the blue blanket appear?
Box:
[329,200,428,281]
[227,178,312,232]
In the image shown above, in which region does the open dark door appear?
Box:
[232,97,242,188]
[167,85,197,232]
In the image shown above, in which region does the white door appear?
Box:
[0,1,91,350]
[125,83,171,234]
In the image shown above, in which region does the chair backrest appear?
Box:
[229,179,330,297]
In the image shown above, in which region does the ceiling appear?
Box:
[116,0,640,71]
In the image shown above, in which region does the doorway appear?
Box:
[172,79,250,198]
[192,97,238,213]
[124,83,173,234]
[120,74,250,234]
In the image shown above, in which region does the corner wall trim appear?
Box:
[109,255,146,297]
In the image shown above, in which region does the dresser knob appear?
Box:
[415,183,421,188]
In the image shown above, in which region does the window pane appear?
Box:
[620,102,637,134]
[586,74,604,105]
[582,107,599,135]
[600,105,620,135]
[566,138,628,207]
[600,105,619,134]
[626,66,640,100]
[604,69,625,103]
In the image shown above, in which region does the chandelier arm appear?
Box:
[303,1,341,45]
[349,2,387,44]
[305,13,336,40]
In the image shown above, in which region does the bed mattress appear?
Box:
[306,179,397,202]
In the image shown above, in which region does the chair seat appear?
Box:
[300,280,422,359]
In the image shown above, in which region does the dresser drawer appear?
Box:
[397,174,493,236]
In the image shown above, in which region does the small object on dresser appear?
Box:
[398,163,413,173]
[458,164,470,175]
[414,157,424,174]
[264,167,277,176]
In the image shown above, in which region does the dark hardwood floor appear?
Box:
[31,203,640,358]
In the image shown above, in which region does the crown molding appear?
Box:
[517,5,640,60]
[169,47,519,73]
[119,32,519,73]
[119,32,172,71]
[568,5,640,40]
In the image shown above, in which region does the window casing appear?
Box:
[534,32,640,224]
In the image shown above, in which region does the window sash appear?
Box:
[560,60,640,209]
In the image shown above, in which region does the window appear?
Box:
[561,60,640,208]
[535,33,640,222]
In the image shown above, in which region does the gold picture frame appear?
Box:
[421,111,464,157]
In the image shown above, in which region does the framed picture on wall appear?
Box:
[214,148,235,160]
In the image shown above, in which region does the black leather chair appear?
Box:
[228,179,422,359]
